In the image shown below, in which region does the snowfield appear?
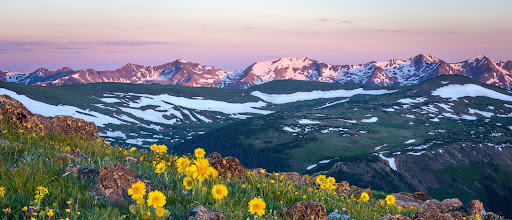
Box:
[432,84,512,102]
[361,117,378,123]
[250,88,396,104]
[298,119,321,124]
[0,88,123,127]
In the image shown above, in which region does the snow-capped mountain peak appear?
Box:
[3,55,512,89]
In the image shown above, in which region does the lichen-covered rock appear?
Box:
[180,206,224,220]
[120,157,139,164]
[393,193,424,210]
[207,152,222,163]
[285,201,327,220]
[211,156,247,180]
[0,95,100,140]
[63,164,98,182]
[335,181,351,194]
[424,198,463,212]
[90,163,153,204]
[411,192,429,202]
[411,208,457,220]
[465,200,484,217]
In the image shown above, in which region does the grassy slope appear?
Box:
[0,119,417,220]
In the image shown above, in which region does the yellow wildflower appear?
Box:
[155,162,166,174]
[194,148,206,158]
[47,209,54,217]
[0,187,5,198]
[66,209,71,213]
[316,175,327,185]
[260,169,265,174]
[360,192,370,202]
[327,177,336,185]
[207,167,218,178]
[385,195,396,205]
[248,197,266,216]
[183,177,194,190]
[128,181,146,200]
[156,207,165,217]
[156,144,168,153]
[129,147,137,152]
[136,198,145,205]
[176,156,191,174]
[147,190,166,208]
[212,184,228,200]
[189,158,210,182]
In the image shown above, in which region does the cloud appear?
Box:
[70,40,188,47]
[315,18,331,22]
[243,26,270,30]
[314,18,352,24]
[0,40,56,53]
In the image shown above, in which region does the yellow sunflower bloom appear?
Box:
[176,156,191,174]
[156,207,165,217]
[207,167,218,179]
[150,144,158,151]
[385,195,396,205]
[327,177,336,185]
[156,144,168,153]
[128,181,146,200]
[248,197,266,216]
[316,175,327,185]
[183,177,194,190]
[190,158,210,182]
[155,162,166,174]
[194,148,206,158]
[147,191,166,208]
[360,192,370,202]
[211,184,228,200]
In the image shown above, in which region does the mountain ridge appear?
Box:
[1,54,512,89]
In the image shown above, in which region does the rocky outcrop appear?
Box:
[0,95,100,140]
[411,208,467,220]
[180,206,225,220]
[90,163,154,204]
[63,164,98,182]
[465,200,484,217]
[285,201,327,220]
[208,153,247,181]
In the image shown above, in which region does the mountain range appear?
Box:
[2,54,512,89]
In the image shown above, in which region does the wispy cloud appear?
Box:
[314,18,352,24]
[243,26,270,30]
[70,40,188,46]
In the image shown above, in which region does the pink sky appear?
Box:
[1,0,511,72]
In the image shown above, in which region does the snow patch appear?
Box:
[361,117,378,123]
[251,88,396,104]
[314,99,349,109]
[0,88,123,127]
[298,119,321,124]
[432,84,512,102]
[397,97,427,104]
[405,139,416,144]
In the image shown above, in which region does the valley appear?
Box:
[1,75,512,216]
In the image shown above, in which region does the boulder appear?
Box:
[63,164,98,182]
[285,201,327,220]
[423,198,464,212]
[211,156,247,180]
[279,172,312,186]
[180,206,224,220]
[335,181,351,194]
[0,95,100,140]
[411,192,429,202]
[207,152,222,163]
[465,200,484,217]
[90,163,153,204]
[411,208,459,220]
